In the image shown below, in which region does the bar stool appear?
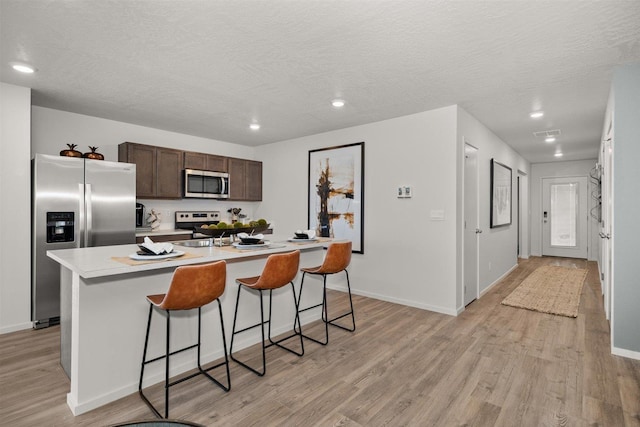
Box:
[230,250,303,376]
[139,261,230,419]
[296,241,355,345]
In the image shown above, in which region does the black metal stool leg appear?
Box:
[296,272,329,345]
[231,282,304,376]
[326,270,356,332]
[297,269,356,345]
[196,303,231,391]
[163,310,171,419]
[267,283,305,356]
[230,286,268,376]
[139,303,163,418]
[140,301,231,419]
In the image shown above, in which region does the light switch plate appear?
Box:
[397,186,412,198]
[430,209,445,220]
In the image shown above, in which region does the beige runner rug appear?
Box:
[501,265,588,318]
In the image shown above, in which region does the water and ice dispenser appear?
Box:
[46,212,75,243]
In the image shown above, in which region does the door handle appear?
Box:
[85,184,92,247]
[78,183,85,246]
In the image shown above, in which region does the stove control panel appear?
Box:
[175,211,221,224]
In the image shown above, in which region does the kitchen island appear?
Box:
[47,237,327,416]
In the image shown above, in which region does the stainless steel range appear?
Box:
[175,211,221,238]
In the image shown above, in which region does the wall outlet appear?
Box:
[489,262,492,271]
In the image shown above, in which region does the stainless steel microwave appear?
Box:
[184,169,229,199]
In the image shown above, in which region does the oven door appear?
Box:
[184,169,229,198]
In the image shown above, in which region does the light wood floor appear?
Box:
[1,257,639,426]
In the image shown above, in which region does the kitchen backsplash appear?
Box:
[137,199,258,230]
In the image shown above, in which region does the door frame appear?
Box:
[517,170,529,259]
[463,141,479,307]
[541,175,589,259]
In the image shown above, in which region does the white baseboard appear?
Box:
[479,263,518,298]
[612,346,640,361]
[455,264,519,315]
[326,285,458,317]
[0,321,32,335]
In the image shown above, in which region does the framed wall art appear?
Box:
[490,158,512,228]
[308,142,364,253]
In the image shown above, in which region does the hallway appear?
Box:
[0,257,638,426]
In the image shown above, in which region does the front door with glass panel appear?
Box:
[542,177,588,258]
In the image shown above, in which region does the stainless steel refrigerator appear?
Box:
[31,154,136,328]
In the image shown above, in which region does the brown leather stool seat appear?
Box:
[296,241,355,345]
[230,250,303,376]
[138,261,230,419]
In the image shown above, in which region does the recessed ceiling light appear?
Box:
[530,111,544,119]
[331,99,345,108]
[545,136,556,143]
[554,152,563,157]
[10,61,36,74]
[249,123,260,131]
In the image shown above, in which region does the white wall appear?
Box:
[255,105,527,315]
[256,106,460,315]
[0,83,32,333]
[31,107,261,226]
[457,108,530,303]
[529,159,598,260]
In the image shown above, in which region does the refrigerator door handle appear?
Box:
[78,183,86,247]
[85,183,92,247]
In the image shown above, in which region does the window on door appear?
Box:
[550,182,578,247]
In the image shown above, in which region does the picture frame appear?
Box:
[490,158,512,228]
[308,142,364,253]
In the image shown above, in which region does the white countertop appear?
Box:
[47,235,328,279]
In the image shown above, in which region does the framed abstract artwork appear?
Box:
[308,142,364,253]
[490,158,512,228]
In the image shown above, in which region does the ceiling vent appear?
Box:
[533,129,562,138]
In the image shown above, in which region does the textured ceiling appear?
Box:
[1,1,639,163]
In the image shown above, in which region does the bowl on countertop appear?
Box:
[239,236,263,244]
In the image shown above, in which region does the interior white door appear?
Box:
[542,177,588,258]
[463,143,479,306]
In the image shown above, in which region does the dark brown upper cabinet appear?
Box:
[119,142,261,201]
[228,158,262,201]
[118,142,183,199]
[246,160,263,201]
[183,151,228,172]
